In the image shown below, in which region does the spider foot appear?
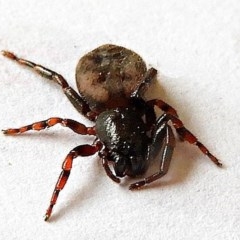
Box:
[44,214,50,222]
[1,50,17,60]
[2,128,22,135]
[2,129,7,135]
[44,207,53,221]
[215,161,223,167]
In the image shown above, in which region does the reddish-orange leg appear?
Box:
[168,115,222,166]
[149,101,222,167]
[147,98,222,167]
[45,142,102,221]
[2,118,96,135]
[1,50,96,120]
[3,117,99,220]
[147,99,179,118]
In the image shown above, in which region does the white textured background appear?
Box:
[0,0,239,239]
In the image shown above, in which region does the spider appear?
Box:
[2,44,222,221]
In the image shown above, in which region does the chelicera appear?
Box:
[2,44,222,221]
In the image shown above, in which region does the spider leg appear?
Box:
[101,156,121,184]
[44,142,102,221]
[147,99,179,117]
[149,100,222,167]
[131,67,157,97]
[1,50,95,120]
[129,124,175,190]
[98,149,120,183]
[2,117,95,135]
[169,115,222,167]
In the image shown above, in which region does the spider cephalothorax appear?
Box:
[2,44,222,221]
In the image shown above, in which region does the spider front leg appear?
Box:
[149,100,222,167]
[129,116,175,190]
[45,142,102,221]
[2,117,95,135]
[1,50,95,120]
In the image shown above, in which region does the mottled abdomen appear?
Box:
[76,44,147,112]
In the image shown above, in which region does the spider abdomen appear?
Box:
[75,44,147,112]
